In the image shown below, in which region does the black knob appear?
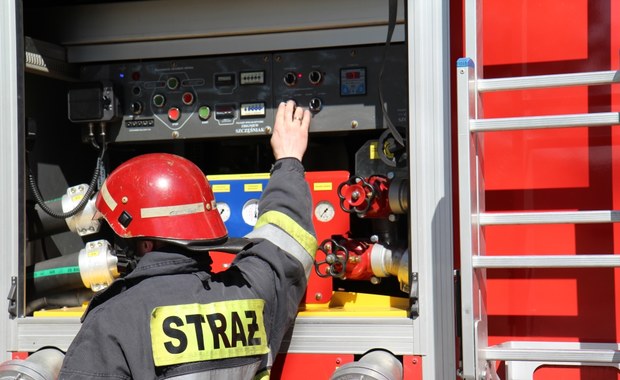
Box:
[309,98,323,113]
[130,101,143,115]
[283,72,297,87]
[308,70,323,85]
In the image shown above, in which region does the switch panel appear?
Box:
[78,44,407,143]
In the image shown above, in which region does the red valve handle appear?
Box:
[337,176,377,215]
[314,238,349,279]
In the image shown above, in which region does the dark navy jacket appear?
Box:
[59,158,317,379]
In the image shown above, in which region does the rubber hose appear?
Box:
[27,199,69,240]
[26,288,93,316]
[26,252,83,297]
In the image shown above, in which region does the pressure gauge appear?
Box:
[242,198,260,226]
[216,202,231,222]
[314,200,336,223]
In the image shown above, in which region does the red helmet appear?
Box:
[96,153,227,245]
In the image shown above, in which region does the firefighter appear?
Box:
[58,100,316,379]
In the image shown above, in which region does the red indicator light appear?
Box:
[132,71,140,81]
[168,107,181,122]
[182,92,194,105]
[297,73,303,78]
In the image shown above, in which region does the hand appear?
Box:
[271,100,311,161]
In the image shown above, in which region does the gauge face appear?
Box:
[216,202,231,222]
[314,200,336,223]
[242,199,260,226]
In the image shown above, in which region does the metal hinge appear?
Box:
[7,276,16,319]
[410,272,419,317]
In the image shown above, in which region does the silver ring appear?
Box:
[294,116,303,121]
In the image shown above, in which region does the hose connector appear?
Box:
[79,239,119,292]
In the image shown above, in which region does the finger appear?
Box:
[300,109,311,130]
[275,102,286,127]
[284,100,296,122]
[293,106,305,122]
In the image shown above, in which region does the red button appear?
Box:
[168,107,181,122]
[182,92,194,105]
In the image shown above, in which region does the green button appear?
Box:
[199,105,211,120]
[167,77,179,90]
[153,94,165,108]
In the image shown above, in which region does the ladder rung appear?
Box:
[478,70,620,92]
[470,112,620,132]
[480,210,620,226]
[473,254,620,268]
[482,341,620,364]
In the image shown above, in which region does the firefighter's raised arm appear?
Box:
[242,98,317,282]
[235,100,318,374]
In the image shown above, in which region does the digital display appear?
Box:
[340,67,367,96]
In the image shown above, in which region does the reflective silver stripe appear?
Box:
[167,362,261,380]
[141,202,205,219]
[246,224,314,278]
[253,210,317,257]
[266,350,274,371]
[99,182,117,211]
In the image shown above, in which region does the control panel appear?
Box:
[206,171,351,304]
[78,44,407,143]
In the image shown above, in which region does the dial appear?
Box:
[242,199,260,226]
[216,202,231,222]
[314,200,336,223]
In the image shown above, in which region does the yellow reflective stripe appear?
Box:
[150,299,269,366]
[254,369,270,380]
[254,210,317,258]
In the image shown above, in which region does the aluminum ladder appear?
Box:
[457,62,620,379]
[456,5,620,376]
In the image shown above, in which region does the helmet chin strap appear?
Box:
[114,238,219,276]
[182,237,256,254]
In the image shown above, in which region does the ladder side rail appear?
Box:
[457,58,489,380]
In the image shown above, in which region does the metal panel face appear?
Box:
[22,0,406,63]
[78,45,408,143]
[80,53,274,142]
[272,45,408,134]
[24,0,405,47]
